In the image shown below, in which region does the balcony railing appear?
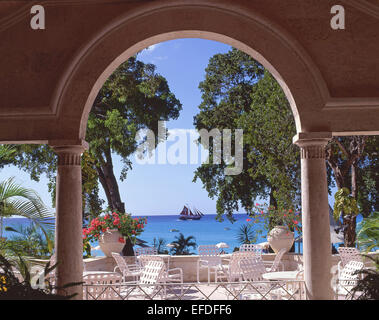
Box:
[83,280,306,300]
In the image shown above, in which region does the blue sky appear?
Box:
[2,39,336,215]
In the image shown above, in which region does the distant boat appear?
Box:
[179,204,204,220]
[170,229,180,232]
[224,227,231,231]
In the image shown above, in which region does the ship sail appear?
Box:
[179,204,204,220]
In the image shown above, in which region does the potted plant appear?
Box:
[83,211,147,257]
[246,203,302,253]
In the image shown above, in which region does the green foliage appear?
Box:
[170,233,197,255]
[152,237,168,254]
[83,211,147,245]
[0,254,79,300]
[350,255,379,300]
[4,225,54,259]
[356,212,379,252]
[247,203,302,235]
[236,224,256,245]
[0,177,54,245]
[333,187,360,221]
[193,48,301,222]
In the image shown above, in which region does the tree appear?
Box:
[194,48,378,247]
[326,136,379,246]
[0,177,54,251]
[9,55,182,256]
[236,224,256,245]
[170,233,197,255]
[193,48,301,223]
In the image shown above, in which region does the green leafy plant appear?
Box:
[333,187,360,222]
[152,237,168,254]
[236,224,256,245]
[82,211,147,246]
[0,178,54,248]
[350,255,379,300]
[247,203,302,234]
[356,212,379,252]
[0,254,80,300]
[169,233,197,255]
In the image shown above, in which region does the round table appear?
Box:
[262,271,302,281]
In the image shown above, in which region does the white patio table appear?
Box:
[262,270,304,300]
[262,271,302,281]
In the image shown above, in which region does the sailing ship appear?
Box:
[179,204,204,220]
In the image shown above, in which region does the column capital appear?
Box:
[293,132,332,159]
[50,140,88,166]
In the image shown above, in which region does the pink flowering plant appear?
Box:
[82,211,147,245]
[246,203,302,234]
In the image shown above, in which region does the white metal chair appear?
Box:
[239,244,263,261]
[134,247,158,267]
[120,259,167,300]
[134,247,158,256]
[238,258,292,300]
[197,245,224,283]
[112,252,142,282]
[218,251,256,282]
[337,247,363,280]
[334,260,364,298]
[139,255,183,296]
[264,248,286,272]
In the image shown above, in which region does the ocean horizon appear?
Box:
[2,213,304,256]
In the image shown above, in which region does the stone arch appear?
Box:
[52,0,330,141]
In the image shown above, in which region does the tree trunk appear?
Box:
[97,148,133,256]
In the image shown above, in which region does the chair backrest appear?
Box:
[83,273,122,300]
[134,247,158,256]
[239,244,263,260]
[198,245,221,266]
[228,251,255,281]
[139,255,164,269]
[139,260,165,285]
[337,247,362,267]
[339,261,364,288]
[111,252,131,275]
[269,248,287,272]
[239,258,266,281]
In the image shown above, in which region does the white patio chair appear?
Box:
[218,251,256,282]
[120,259,167,300]
[264,248,286,272]
[334,260,364,299]
[197,245,224,283]
[239,244,263,261]
[139,255,183,296]
[134,247,158,267]
[337,247,363,278]
[83,272,122,300]
[238,258,291,300]
[111,252,142,282]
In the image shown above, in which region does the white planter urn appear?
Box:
[267,226,294,253]
[98,229,125,257]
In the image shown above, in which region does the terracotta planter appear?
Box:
[267,226,294,253]
[98,229,125,257]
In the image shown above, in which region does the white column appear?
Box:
[52,143,86,299]
[293,132,333,300]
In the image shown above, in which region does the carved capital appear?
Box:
[293,132,332,159]
[52,145,86,166]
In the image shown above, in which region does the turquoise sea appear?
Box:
[2,214,305,256]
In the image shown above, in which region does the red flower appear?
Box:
[118,237,125,243]
[246,218,251,222]
[293,220,298,225]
